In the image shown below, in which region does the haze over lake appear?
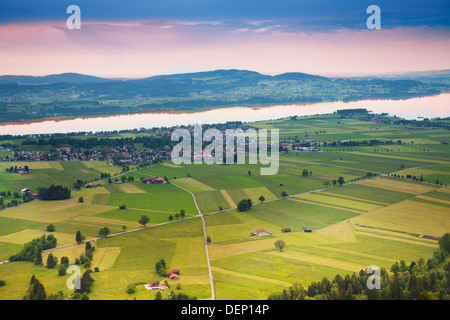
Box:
[1,93,449,135]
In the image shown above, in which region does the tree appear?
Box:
[259,195,265,203]
[332,180,337,186]
[78,196,84,203]
[122,225,127,231]
[155,291,162,300]
[139,215,150,227]
[206,236,211,243]
[58,264,67,276]
[76,270,94,294]
[281,191,288,198]
[119,204,126,209]
[174,213,180,220]
[237,199,251,212]
[99,226,110,238]
[46,253,57,269]
[337,177,345,186]
[248,170,252,175]
[28,278,47,300]
[302,169,309,177]
[60,256,69,266]
[46,224,56,232]
[438,233,450,254]
[169,215,174,221]
[274,239,286,252]
[76,230,83,244]
[180,209,185,219]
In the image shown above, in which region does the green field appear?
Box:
[0,113,449,300]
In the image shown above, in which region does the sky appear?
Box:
[0,0,449,77]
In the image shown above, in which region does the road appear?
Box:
[169,181,216,301]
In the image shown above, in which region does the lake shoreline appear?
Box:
[0,94,449,135]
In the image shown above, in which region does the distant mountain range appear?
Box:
[0,69,449,124]
[0,69,331,85]
[1,69,449,85]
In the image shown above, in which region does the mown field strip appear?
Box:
[415,195,450,206]
[71,216,140,228]
[352,226,439,245]
[91,247,121,271]
[319,192,389,206]
[359,178,437,194]
[211,243,365,272]
[220,190,236,208]
[288,198,366,214]
[82,202,177,214]
[280,157,378,173]
[350,152,449,164]
[354,231,439,248]
[211,266,293,287]
[316,221,356,242]
[311,245,398,263]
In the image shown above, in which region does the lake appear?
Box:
[1,93,449,135]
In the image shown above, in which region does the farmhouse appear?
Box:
[20,188,31,194]
[140,177,166,184]
[252,229,272,236]
[169,274,179,280]
[282,228,291,233]
[145,281,162,290]
[167,269,180,276]
[304,228,312,233]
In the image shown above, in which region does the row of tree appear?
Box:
[9,234,57,263]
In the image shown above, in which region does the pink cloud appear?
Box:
[0,20,448,77]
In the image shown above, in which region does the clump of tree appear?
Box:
[38,184,71,200]
[155,258,167,277]
[9,234,57,263]
[237,199,252,212]
[73,179,86,190]
[75,270,95,295]
[268,232,450,300]
[98,226,111,238]
[24,275,47,300]
[46,224,56,232]
[171,292,198,300]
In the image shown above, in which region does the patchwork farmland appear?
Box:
[0,114,449,300]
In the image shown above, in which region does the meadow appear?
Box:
[0,113,449,300]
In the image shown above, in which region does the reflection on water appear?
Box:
[0,93,449,135]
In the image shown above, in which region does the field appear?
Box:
[0,114,449,300]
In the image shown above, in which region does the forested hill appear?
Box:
[0,69,449,123]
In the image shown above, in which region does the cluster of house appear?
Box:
[0,145,171,165]
[140,177,166,184]
[20,188,39,197]
[145,269,180,291]
[280,140,319,152]
[5,166,32,174]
